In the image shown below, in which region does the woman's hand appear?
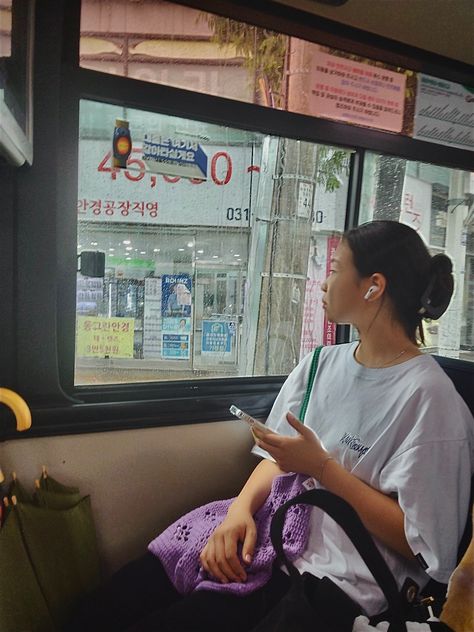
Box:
[440,507,474,631]
[199,502,257,584]
[253,412,329,477]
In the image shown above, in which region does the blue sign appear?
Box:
[142,135,208,180]
[161,333,190,359]
[162,274,192,317]
[162,317,191,333]
[202,320,235,354]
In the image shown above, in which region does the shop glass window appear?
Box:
[359,152,474,361]
[76,99,351,385]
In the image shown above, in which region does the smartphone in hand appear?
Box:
[229,405,276,434]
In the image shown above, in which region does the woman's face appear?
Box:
[321,240,366,325]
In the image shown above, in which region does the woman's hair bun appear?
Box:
[431,253,453,277]
[419,254,454,320]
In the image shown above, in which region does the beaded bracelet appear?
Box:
[317,455,335,485]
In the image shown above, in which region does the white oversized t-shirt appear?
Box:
[252,342,474,616]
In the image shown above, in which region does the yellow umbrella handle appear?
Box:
[0,388,32,431]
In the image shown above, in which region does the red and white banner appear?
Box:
[299,234,340,359]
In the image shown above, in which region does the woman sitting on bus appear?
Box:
[64,220,474,632]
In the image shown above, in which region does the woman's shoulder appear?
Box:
[318,342,357,366]
[297,342,354,373]
[404,355,474,441]
[410,353,466,394]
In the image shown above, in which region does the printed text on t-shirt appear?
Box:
[339,433,370,458]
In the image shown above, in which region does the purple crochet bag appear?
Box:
[149,347,323,596]
[148,472,311,595]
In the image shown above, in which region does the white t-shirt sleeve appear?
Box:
[379,438,472,583]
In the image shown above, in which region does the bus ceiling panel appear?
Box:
[76,69,474,172]
[173,0,473,85]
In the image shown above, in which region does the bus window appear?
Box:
[359,152,474,361]
[75,99,352,385]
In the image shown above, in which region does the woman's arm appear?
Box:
[254,413,414,560]
[230,457,284,514]
[315,458,413,559]
[200,458,284,583]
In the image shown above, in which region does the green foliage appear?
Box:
[203,15,288,108]
[203,15,349,193]
[317,146,350,192]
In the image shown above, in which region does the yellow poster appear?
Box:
[76,316,135,358]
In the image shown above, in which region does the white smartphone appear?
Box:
[229,405,275,434]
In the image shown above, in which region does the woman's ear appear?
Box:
[363,274,386,301]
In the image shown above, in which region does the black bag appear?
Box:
[251,489,408,632]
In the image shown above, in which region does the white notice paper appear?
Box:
[414,75,474,151]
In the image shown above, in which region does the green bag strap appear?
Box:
[298,345,322,422]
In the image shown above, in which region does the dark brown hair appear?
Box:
[344,221,454,344]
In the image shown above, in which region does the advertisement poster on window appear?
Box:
[161,274,192,317]
[201,320,235,356]
[309,51,406,132]
[299,235,340,359]
[76,316,134,358]
[162,317,191,334]
[413,75,474,151]
[142,135,208,180]
[323,236,340,347]
[161,333,190,359]
[399,175,432,244]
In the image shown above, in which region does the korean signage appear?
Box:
[76,316,134,358]
[297,182,313,218]
[202,320,236,355]
[162,317,192,359]
[414,75,474,151]
[399,175,432,243]
[310,51,406,132]
[162,317,191,334]
[299,235,340,359]
[161,333,190,359]
[142,135,208,179]
[323,237,340,347]
[143,277,161,359]
[78,141,261,227]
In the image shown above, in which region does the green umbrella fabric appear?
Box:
[0,508,56,632]
[15,495,101,627]
[39,474,80,496]
[34,474,82,510]
[9,476,33,503]
[0,474,101,630]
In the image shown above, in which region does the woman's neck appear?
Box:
[354,323,421,369]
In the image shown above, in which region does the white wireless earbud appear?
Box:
[363,286,377,300]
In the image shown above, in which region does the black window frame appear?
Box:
[2,0,473,441]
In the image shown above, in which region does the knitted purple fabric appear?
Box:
[148,472,312,596]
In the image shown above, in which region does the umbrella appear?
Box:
[0,471,101,631]
[34,468,82,510]
[21,470,101,628]
[0,505,56,632]
[1,392,100,629]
